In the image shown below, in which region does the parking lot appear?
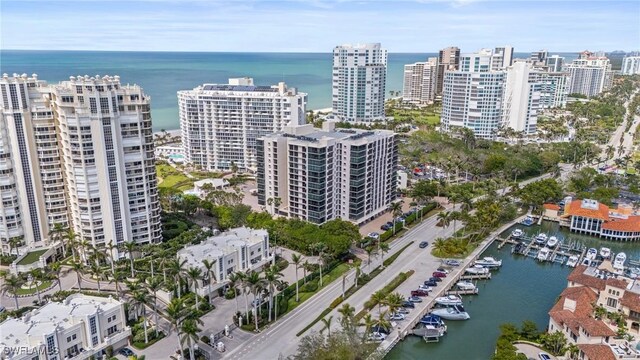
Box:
[359,198,419,237]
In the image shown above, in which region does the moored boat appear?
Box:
[511,229,524,239]
[613,252,627,272]
[537,247,550,262]
[465,265,490,275]
[546,236,559,248]
[586,248,598,260]
[430,305,470,321]
[535,233,548,245]
[456,281,476,291]
[474,257,502,268]
[566,255,579,268]
[521,216,534,226]
[435,295,463,306]
[600,247,611,259]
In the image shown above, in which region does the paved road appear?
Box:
[601,90,640,165]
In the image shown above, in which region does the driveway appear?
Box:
[515,343,556,360]
[359,197,422,237]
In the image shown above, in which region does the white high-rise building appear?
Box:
[441,71,506,139]
[545,55,565,72]
[622,55,640,75]
[530,49,549,66]
[402,57,438,105]
[503,62,542,134]
[179,78,307,172]
[535,72,569,109]
[0,74,69,253]
[257,122,397,225]
[565,52,613,97]
[459,46,513,72]
[492,46,514,70]
[332,43,387,123]
[0,74,162,255]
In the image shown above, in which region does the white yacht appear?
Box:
[474,257,502,268]
[600,247,611,259]
[586,248,598,260]
[456,281,476,291]
[566,255,579,268]
[435,295,463,306]
[537,247,550,262]
[511,229,524,239]
[613,252,627,272]
[546,236,559,248]
[465,265,490,275]
[431,305,470,321]
[535,233,548,245]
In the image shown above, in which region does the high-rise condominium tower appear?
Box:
[565,51,613,97]
[545,55,565,72]
[402,58,438,105]
[436,46,460,95]
[179,78,307,172]
[257,122,397,225]
[332,43,387,123]
[0,74,162,255]
[491,46,514,70]
[503,62,542,134]
[622,55,640,75]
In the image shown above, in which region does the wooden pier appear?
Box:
[446,288,479,295]
[496,236,518,249]
[461,273,492,280]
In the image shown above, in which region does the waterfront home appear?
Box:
[564,199,640,241]
[177,227,271,298]
[0,294,129,360]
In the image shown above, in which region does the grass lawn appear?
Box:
[287,263,351,313]
[132,332,165,350]
[16,249,48,265]
[156,164,194,191]
[15,280,52,295]
[388,107,441,126]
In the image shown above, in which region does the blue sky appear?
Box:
[2,0,638,52]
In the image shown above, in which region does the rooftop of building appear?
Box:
[177,227,267,266]
[578,344,617,360]
[262,123,394,145]
[564,199,640,232]
[186,78,302,96]
[0,294,122,348]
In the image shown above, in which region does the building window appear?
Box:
[606,297,618,308]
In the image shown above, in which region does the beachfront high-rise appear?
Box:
[332,43,387,123]
[402,58,438,105]
[565,51,613,97]
[491,46,514,70]
[256,122,397,225]
[621,55,640,75]
[545,55,565,72]
[436,46,460,95]
[0,74,162,255]
[179,78,307,172]
[503,62,542,134]
[0,74,69,253]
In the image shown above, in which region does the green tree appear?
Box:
[291,253,303,302]
[540,330,568,356]
[166,298,188,359]
[2,274,24,309]
[181,318,203,360]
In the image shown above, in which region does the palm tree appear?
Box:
[123,241,137,278]
[450,211,462,233]
[49,223,67,257]
[2,274,24,309]
[109,269,127,299]
[131,290,153,343]
[379,242,390,266]
[337,303,355,331]
[365,246,377,272]
[318,250,330,288]
[291,253,302,302]
[437,211,451,228]
[168,258,188,298]
[360,314,375,341]
[70,261,85,290]
[387,201,404,234]
[8,237,22,256]
[146,277,164,336]
[105,240,118,274]
[385,292,405,315]
[166,298,187,359]
[245,271,264,331]
[302,261,313,285]
[201,259,217,304]
[64,229,78,262]
[228,272,241,313]
[50,262,64,292]
[27,268,44,304]
[180,318,203,360]
[373,310,392,334]
[320,316,333,336]
[186,267,202,309]
[89,263,104,292]
[264,265,283,322]
[370,290,387,315]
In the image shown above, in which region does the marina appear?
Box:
[387,220,640,360]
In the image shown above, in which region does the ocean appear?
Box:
[0,50,578,131]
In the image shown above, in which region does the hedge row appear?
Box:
[362,269,415,312]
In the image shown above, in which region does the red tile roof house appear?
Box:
[564,199,640,241]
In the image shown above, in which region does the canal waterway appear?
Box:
[386,220,640,360]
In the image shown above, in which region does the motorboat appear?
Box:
[613,252,627,272]
[566,255,579,268]
[430,305,470,321]
[600,247,611,259]
[537,247,550,262]
[444,259,461,267]
[413,323,446,338]
[435,295,463,306]
[474,257,502,268]
[465,265,490,275]
[535,233,548,245]
[582,258,591,266]
[625,267,640,279]
[586,248,598,260]
[521,216,534,226]
[420,314,446,327]
[546,236,559,248]
[456,281,476,291]
[511,229,524,239]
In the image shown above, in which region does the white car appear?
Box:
[367,332,387,342]
[396,308,410,314]
[389,313,406,321]
[418,285,433,292]
[367,232,380,240]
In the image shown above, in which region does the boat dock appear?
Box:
[511,234,588,265]
[460,273,492,280]
[446,288,479,295]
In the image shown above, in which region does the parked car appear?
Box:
[402,300,416,308]
[367,332,387,342]
[418,285,432,292]
[419,241,429,248]
[411,289,429,297]
[372,325,390,334]
[119,348,134,357]
[389,313,406,321]
[428,277,442,283]
[436,267,449,274]
[444,259,461,267]
[396,307,410,314]
[381,224,392,231]
[408,296,423,303]
[538,353,551,360]
[368,232,380,240]
[432,271,447,278]
[424,280,438,287]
